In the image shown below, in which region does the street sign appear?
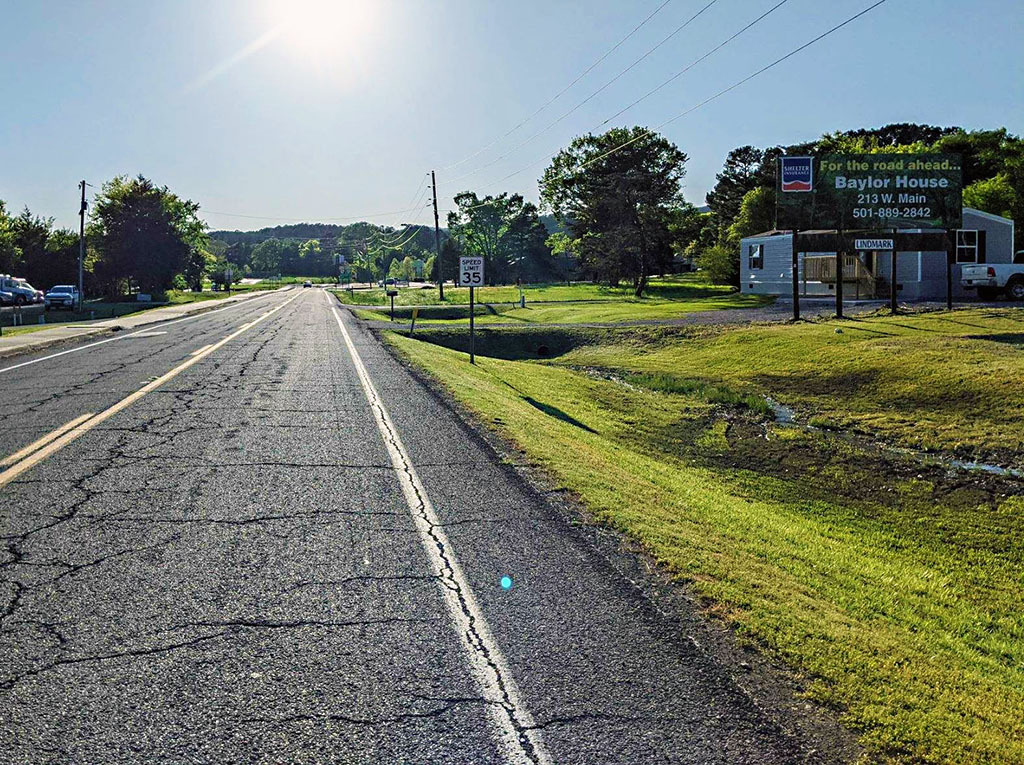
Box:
[855,238,894,250]
[778,153,962,230]
[459,257,484,287]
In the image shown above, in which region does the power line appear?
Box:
[596,0,791,129]
[441,0,675,171]
[468,0,890,194]
[368,224,425,254]
[447,0,719,185]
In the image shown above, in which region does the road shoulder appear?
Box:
[372,320,864,764]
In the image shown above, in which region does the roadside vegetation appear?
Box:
[341,274,772,325]
[386,307,1024,763]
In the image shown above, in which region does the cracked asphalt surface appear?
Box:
[0,287,809,763]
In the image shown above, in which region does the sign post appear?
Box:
[459,256,484,365]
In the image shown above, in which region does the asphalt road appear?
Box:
[0,287,809,764]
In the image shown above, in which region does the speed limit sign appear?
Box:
[459,257,484,287]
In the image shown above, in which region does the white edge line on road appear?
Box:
[0,290,286,375]
[0,292,302,488]
[330,305,551,765]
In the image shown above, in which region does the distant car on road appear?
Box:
[0,274,43,305]
[302,280,312,288]
[44,285,79,310]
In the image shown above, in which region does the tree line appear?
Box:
[5,124,1018,298]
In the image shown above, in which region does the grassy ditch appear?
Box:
[553,307,1024,461]
[386,326,1024,764]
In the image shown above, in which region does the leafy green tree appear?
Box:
[0,201,23,274]
[251,238,284,275]
[541,126,686,296]
[447,192,552,284]
[963,174,1018,220]
[90,175,207,296]
[727,187,776,247]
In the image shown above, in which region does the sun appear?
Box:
[262,0,377,64]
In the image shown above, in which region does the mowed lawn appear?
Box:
[559,307,1024,458]
[387,314,1024,764]
[338,274,749,307]
[345,274,773,325]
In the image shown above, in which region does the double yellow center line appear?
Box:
[0,292,301,489]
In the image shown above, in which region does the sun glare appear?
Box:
[263,0,376,65]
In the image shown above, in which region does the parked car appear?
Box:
[0,274,44,305]
[961,264,1024,300]
[0,289,14,306]
[44,285,79,310]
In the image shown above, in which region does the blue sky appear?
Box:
[1,0,1021,232]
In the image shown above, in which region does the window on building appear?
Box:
[956,230,979,263]
[747,243,764,270]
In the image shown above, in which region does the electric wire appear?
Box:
[447,0,719,184]
[441,0,675,171]
[461,0,889,201]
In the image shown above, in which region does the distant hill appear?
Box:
[209,221,438,246]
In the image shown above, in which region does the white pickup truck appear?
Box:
[961,254,1024,300]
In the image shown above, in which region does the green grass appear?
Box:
[553,307,1024,459]
[355,292,770,325]
[388,330,1024,764]
[625,372,774,416]
[336,274,741,307]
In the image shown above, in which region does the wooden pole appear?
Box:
[791,230,800,321]
[835,230,844,319]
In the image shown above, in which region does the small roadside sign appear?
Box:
[459,257,484,287]
[855,238,894,250]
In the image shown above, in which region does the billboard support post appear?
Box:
[835,230,844,320]
[946,233,955,310]
[890,229,899,314]
[791,230,800,321]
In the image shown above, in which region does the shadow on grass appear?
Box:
[521,396,597,433]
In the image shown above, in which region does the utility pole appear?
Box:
[431,170,444,300]
[78,180,86,311]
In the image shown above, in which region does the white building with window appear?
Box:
[739,207,1015,300]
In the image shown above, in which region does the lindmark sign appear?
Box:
[855,238,894,250]
[780,156,813,192]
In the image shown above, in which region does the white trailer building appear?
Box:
[740,207,1015,300]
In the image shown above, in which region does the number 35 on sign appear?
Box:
[459,257,484,286]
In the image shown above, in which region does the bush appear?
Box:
[696,244,739,287]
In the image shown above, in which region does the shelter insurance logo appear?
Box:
[781,157,814,192]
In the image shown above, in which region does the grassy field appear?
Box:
[551,307,1024,459]
[337,274,742,307]
[345,274,772,325]
[386,311,1024,764]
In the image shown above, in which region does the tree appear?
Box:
[251,238,284,275]
[541,126,686,296]
[90,175,207,296]
[0,201,23,274]
[727,187,776,247]
[447,192,553,284]
[705,146,776,235]
[963,174,1018,221]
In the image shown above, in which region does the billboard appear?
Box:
[778,153,962,231]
